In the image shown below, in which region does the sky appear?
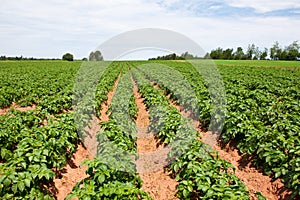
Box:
[0,0,299,60]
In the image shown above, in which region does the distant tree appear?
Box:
[223,48,234,60]
[279,50,287,60]
[253,47,261,60]
[276,49,283,60]
[246,44,256,59]
[149,53,184,60]
[260,48,268,60]
[285,41,300,60]
[234,47,245,60]
[62,53,73,61]
[181,52,189,59]
[270,41,281,60]
[204,53,210,59]
[89,50,103,61]
[89,52,95,61]
[171,53,176,60]
[210,48,223,59]
[82,57,88,61]
[181,51,201,59]
[94,50,103,61]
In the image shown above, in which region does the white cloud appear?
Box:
[226,0,300,13]
[209,5,222,10]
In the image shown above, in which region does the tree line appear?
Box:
[149,52,201,60]
[0,56,61,61]
[0,51,104,61]
[0,53,76,61]
[205,41,300,61]
[1,42,299,61]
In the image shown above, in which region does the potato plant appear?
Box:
[132,67,250,199]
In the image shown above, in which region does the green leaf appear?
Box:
[207,189,214,197]
[182,180,188,185]
[17,181,25,192]
[174,164,179,172]
[24,179,31,187]
[275,171,281,178]
[20,162,27,169]
[187,185,193,192]
[183,189,189,197]
[12,184,18,194]
[28,156,33,162]
[97,174,105,184]
[3,178,11,187]
[43,149,49,156]
[266,156,271,163]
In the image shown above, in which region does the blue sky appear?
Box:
[0,0,299,59]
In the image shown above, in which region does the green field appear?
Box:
[0,60,299,199]
[212,59,300,68]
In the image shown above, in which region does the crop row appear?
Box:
[0,61,122,199]
[131,67,250,199]
[73,61,123,137]
[0,61,81,114]
[162,60,300,198]
[0,110,78,199]
[220,66,300,197]
[0,61,85,199]
[68,64,151,199]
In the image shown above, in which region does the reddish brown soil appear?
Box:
[53,144,93,200]
[155,83,293,200]
[100,72,122,122]
[131,77,178,200]
[53,72,122,199]
[176,107,293,200]
[82,72,120,157]
[0,102,36,115]
[140,170,178,200]
[83,116,101,157]
[214,141,293,200]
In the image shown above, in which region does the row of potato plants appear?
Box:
[220,66,300,198]
[0,110,78,199]
[0,61,81,114]
[137,63,199,119]
[0,61,86,199]
[134,62,225,133]
[73,61,123,139]
[131,66,250,199]
[0,61,143,199]
[0,61,119,199]
[163,60,300,198]
[67,64,152,199]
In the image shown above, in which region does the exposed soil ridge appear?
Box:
[131,76,178,200]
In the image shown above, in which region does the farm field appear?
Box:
[213,60,300,69]
[0,60,299,200]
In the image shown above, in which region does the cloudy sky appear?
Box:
[1,0,299,59]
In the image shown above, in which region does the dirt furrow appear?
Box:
[214,142,293,200]
[53,72,122,200]
[0,102,36,115]
[99,72,122,122]
[131,77,178,200]
[159,84,293,200]
[53,143,92,200]
[83,72,122,157]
